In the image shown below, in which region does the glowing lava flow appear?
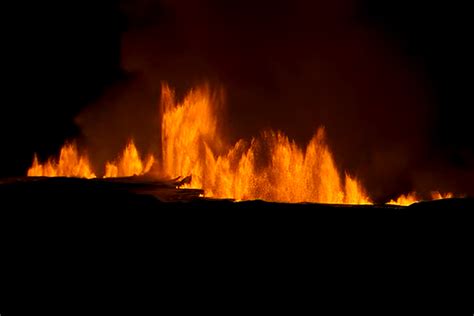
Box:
[27,83,457,205]
[104,140,155,178]
[388,191,454,206]
[160,84,371,204]
[387,192,418,206]
[28,140,153,179]
[27,143,96,179]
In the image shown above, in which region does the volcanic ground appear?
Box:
[1,176,471,315]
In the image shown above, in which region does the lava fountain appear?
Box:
[27,83,455,205]
[27,143,96,179]
[160,84,370,204]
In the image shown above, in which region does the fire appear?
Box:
[160,84,371,204]
[388,191,454,206]
[431,191,453,200]
[26,83,458,205]
[104,140,155,178]
[27,140,153,179]
[27,143,96,179]
[387,192,419,206]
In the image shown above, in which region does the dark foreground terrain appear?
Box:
[1,177,472,315]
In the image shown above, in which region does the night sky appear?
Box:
[2,0,473,199]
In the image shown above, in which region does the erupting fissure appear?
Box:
[27,83,454,205]
[104,141,155,178]
[27,143,96,179]
[160,84,370,204]
[27,140,152,179]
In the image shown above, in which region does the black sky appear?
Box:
[2,0,473,199]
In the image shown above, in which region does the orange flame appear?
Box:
[27,140,153,179]
[160,84,371,204]
[388,191,454,206]
[104,140,155,178]
[26,83,458,205]
[387,192,419,206]
[27,143,96,179]
[431,191,453,200]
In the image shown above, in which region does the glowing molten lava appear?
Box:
[105,140,155,178]
[26,83,458,205]
[27,143,96,179]
[388,191,454,206]
[28,140,153,179]
[387,193,418,206]
[160,84,371,204]
[431,191,453,200]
